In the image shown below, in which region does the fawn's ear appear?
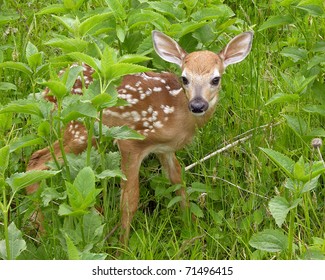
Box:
[219,31,253,68]
[152,30,187,67]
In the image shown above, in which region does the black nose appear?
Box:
[189,97,209,114]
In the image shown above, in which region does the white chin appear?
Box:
[191,111,206,116]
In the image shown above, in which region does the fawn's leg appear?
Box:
[118,141,148,245]
[157,152,187,208]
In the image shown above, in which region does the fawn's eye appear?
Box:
[211,77,220,86]
[181,76,189,85]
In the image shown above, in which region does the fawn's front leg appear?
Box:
[118,140,148,245]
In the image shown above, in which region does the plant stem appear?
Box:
[287,207,296,259]
[2,187,11,260]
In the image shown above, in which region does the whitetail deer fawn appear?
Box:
[26,30,253,245]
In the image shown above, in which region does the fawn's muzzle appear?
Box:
[189,97,209,115]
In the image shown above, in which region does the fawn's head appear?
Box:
[152,31,253,116]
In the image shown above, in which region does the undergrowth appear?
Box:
[0,0,325,260]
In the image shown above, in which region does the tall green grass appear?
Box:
[0,0,325,260]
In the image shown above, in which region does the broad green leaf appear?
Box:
[41,80,68,100]
[105,0,127,20]
[187,182,211,195]
[128,10,170,30]
[265,93,300,106]
[0,13,20,25]
[300,161,325,182]
[280,47,308,62]
[79,13,113,36]
[303,105,325,116]
[296,1,325,16]
[148,1,186,20]
[36,4,67,15]
[6,170,59,192]
[260,147,295,178]
[52,15,79,34]
[307,54,325,70]
[0,99,43,118]
[105,63,151,81]
[190,202,204,218]
[63,0,84,10]
[259,15,294,31]
[283,115,307,136]
[41,187,66,207]
[301,175,320,193]
[249,229,288,252]
[118,54,151,64]
[0,222,26,260]
[0,145,10,175]
[96,169,126,180]
[9,135,43,152]
[183,0,198,10]
[293,156,305,180]
[45,37,88,53]
[26,41,42,69]
[74,166,95,197]
[169,22,209,37]
[91,93,117,110]
[0,82,17,91]
[65,234,80,260]
[191,5,235,21]
[167,196,183,208]
[64,65,83,91]
[0,61,32,76]
[61,100,97,123]
[82,211,104,244]
[105,126,145,140]
[269,196,290,227]
[68,52,100,72]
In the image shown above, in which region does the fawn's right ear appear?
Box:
[152,30,187,67]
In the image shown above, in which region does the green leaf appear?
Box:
[280,47,308,62]
[249,229,288,252]
[128,10,170,30]
[190,202,204,218]
[191,5,235,21]
[66,167,102,211]
[96,169,126,180]
[296,1,325,17]
[61,100,97,123]
[36,4,67,15]
[45,37,88,53]
[148,1,186,20]
[82,211,104,244]
[260,147,295,178]
[0,61,33,76]
[269,196,291,227]
[283,115,307,136]
[259,15,294,31]
[293,156,305,180]
[42,80,68,100]
[0,99,44,118]
[0,82,17,91]
[0,222,26,260]
[105,63,151,81]
[307,54,325,70]
[167,196,183,208]
[105,0,127,20]
[301,175,320,193]
[303,105,325,116]
[6,170,59,192]
[26,41,42,70]
[79,13,113,36]
[68,52,100,72]
[65,234,80,260]
[9,135,43,152]
[105,125,145,140]
[118,54,151,64]
[0,145,10,175]
[265,93,300,106]
[0,13,20,25]
[91,93,117,110]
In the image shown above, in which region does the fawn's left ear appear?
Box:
[219,31,253,68]
[152,30,187,67]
